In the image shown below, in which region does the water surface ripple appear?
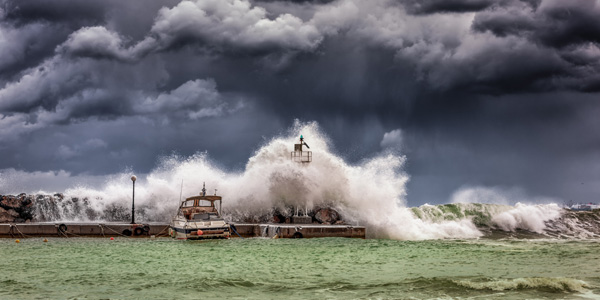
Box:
[1,238,599,299]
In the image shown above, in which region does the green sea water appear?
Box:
[1,237,599,299]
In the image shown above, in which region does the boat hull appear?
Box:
[169,225,231,240]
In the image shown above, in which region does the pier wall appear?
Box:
[1,223,365,239]
[0,223,170,238]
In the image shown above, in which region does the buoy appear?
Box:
[43,238,48,243]
[197,230,203,235]
[15,239,20,243]
[110,237,115,240]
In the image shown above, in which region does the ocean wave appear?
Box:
[453,277,589,293]
[410,202,600,239]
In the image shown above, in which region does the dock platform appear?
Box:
[0,223,365,239]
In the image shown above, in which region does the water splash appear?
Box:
[4,121,588,240]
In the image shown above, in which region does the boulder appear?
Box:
[0,207,15,223]
[1,196,21,209]
[314,208,340,224]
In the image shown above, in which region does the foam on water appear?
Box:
[454,277,589,292]
[491,203,563,233]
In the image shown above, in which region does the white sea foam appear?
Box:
[491,203,563,233]
[454,277,589,292]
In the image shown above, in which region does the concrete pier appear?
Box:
[0,223,365,239]
[0,223,170,238]
[231,223,365,238]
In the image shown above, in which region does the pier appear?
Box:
[0,223,365,239]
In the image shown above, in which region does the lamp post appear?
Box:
[131,175,137,224]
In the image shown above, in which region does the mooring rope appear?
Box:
[100,224,131,238]
[56,226,69,238]
[99,224,106,237]
[230,224,244,239]
[12,224,35,238]
[62,230,85,238]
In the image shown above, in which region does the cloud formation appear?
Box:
[1,0,600,204]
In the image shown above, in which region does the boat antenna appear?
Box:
[202,182,206,196]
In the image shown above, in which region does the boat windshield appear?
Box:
[193,213,222,221]
[198,200,213,207]
[182,200,195,207]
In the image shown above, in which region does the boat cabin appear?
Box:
[179,195,223,221]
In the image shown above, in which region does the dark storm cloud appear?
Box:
[2,0,106,26]
[1,0,600,204]
[473,0,600,47]
[400,0,495,14]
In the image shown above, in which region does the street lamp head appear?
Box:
[131,175,137,182]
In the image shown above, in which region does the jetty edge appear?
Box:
[0,222,365,239]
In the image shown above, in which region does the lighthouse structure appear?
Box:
[291,135,312,164]
[288,135,313,222]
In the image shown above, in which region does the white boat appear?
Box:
[169,184,231,240]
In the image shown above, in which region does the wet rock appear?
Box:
[272,214,285,223]
[313,208,340,224]
[0,207,16,223]
[1,196,22,209]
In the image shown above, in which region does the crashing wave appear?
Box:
[411,202,600,238]
[2,121,599,239]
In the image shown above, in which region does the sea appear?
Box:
[1,237,599,299]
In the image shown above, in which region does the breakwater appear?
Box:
[0,194,34,223]
[4,193,600,239]
[0,223,365,239]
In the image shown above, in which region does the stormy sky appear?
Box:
[1,0,599,205]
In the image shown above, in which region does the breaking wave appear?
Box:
[411,202,600,238]
[3,121,599,240]
[453,277,589,293]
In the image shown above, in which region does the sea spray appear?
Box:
[3,121,593,239]
[491,203,563,233]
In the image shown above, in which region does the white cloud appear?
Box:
[142,0,323,53]
[136,78,240,119]
[58,26,134,61]
[380,128,403,149]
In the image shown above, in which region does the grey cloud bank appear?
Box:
[1,0,599,205]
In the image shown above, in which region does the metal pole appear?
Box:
[131,180,135,224]
[131,175,137,224]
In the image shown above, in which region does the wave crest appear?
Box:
[454,277,589,292]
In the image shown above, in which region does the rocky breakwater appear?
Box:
[0,194,34,223]
[270,207,346,225]
[0,193,130,223]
